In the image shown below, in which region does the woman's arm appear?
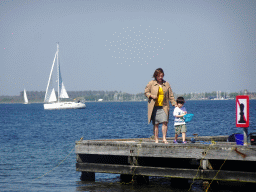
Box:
[167,84,176,106]
[145,81,157,99]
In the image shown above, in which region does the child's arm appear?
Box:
[173,108,186,118]
[175,114,186,118]
[182,107,187,114]
[174,107,186,118]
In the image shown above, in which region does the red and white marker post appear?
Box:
[236,95,250,145]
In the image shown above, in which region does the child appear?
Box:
[173,97,187,143]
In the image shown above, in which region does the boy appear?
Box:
[173,97,187,143]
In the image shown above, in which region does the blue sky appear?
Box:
[1,0,255,96]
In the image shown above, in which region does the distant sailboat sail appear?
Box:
[24,89,28,104]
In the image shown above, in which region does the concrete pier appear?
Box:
[75,136,256,183]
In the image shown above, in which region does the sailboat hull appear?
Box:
[44,102,86,110]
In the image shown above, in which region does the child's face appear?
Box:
[177,103,184,108]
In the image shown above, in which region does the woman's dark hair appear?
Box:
[153,68,164,80]
[176,97,185,104]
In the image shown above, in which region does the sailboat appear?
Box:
[24,89,29,104]
[44,43,86,110]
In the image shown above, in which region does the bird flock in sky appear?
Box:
[105,25,169,66]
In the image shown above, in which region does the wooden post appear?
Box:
[243,128,248,146]
[200,159,213,191]
[80,172,95,181]
[200,159,213,170]
[120,174,133,183]
[202,159,208,170]
[120,155,149,184]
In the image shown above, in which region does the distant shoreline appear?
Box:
[1,99,255,104]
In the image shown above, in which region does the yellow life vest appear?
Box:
[155,86,164,106]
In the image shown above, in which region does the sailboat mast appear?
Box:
[57,43,60,103]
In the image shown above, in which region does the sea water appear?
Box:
[0,100,255,192]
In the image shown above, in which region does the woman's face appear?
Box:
[156,73,164,83]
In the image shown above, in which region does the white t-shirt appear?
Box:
[173,106,187,125]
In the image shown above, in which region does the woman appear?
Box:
[145,68,176,143]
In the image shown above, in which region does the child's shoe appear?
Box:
[183,141,187,144]
[173,140,178,143]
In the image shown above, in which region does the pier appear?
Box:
[75,136,256,184]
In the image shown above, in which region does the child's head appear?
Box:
[176,97,185,108]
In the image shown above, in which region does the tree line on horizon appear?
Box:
[0,90,254,103]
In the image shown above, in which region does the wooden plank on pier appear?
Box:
[76,162,256,183]
[75,136,256,161]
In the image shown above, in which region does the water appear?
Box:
[0,100,255,192]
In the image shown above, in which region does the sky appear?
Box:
[1,0,255,96]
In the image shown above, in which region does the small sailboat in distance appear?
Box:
[24,89,29,104]
[44,43,86,110]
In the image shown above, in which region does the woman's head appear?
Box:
[153,68,164,81]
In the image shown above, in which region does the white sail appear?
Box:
[58,60,69,99]
[60,82,69,98]
[24,89,28,104]
[49,88,57,102]
[44,51,57,102]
